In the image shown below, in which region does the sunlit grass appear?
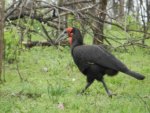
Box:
[0,46,150,113]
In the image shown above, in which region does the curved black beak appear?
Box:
[55,29,68,43]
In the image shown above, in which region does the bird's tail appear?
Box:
[125,70,145,80]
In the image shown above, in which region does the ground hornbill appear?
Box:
[56,27,145,97]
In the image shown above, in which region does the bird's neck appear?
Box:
[71,38,83,57]
[71,40,83,48]
[71,32,83,48]
[70,29,83,52]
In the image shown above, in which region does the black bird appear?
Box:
[56,27,145,97]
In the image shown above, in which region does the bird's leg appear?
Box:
[80,77,94,94]
[80,82,93,94]
[100,79,112,97]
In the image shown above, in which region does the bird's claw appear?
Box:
[76,89,85,96]
[108,93,117,98]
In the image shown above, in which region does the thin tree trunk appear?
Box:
[139,0,147,44]
[92,0,107,44]
[112,0,118,18]
[146,0,150,23]
[119,0,124,20]
[127,0,133,14]
[0,0,4,82]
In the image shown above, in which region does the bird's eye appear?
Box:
[63,30,67,34]
[64,31,67,33]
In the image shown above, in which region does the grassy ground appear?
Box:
[0,46,150,113]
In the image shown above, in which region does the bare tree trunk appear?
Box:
[136,0,140,21]
[112,0,124,20]
[0,0,4,82]
[139,0,147,44]
[119,0,124,19]
[92,0,107,44]
[146,0,150,23]
[112,0,119,18]
[146,0,150,38]
[127,0,133,14]
[57,0,64,34]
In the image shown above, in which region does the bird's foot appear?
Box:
[108,92,117,98]
[76,89,84,96]
[80,90,85,94]
[77,89,89,96]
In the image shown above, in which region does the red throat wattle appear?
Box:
[66,27,73,45]
[68,32,73,46]
[69,37,72,45]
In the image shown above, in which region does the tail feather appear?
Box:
[125,70,145,80]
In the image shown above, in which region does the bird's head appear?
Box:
[56,27,83,46]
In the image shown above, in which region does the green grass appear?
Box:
[0,46,150,113]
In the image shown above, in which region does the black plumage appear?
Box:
[65,27,145,97]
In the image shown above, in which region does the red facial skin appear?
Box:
[69,37,72,45]
[66,27,73,45]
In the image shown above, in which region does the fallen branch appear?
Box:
[22,40,69,48]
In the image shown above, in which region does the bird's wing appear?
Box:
[72,45,128,72]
